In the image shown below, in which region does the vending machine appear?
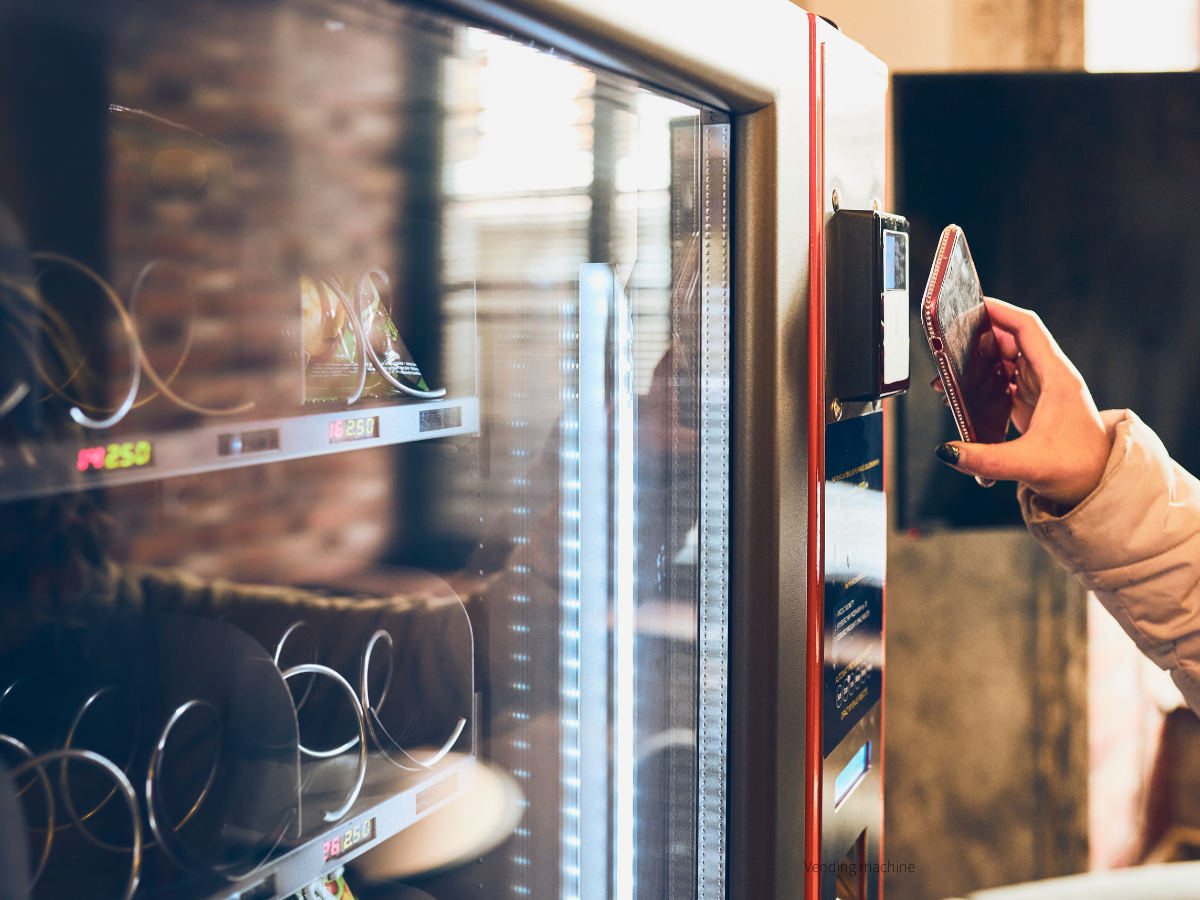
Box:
[0,1,899,898]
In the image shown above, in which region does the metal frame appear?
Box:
[805,24,828,900]
[816,22,890,900]
[697,113,732,900]
[0,397,480,503]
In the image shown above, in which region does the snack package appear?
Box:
[289,871,355,900]
[300,273,433,404]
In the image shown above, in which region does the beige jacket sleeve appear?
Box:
[1019,409,1200,712]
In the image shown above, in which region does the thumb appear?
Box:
[934,436,1042,484]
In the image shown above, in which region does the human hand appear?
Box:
[933,298,1114,509]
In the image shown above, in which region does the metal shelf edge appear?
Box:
[224,754,478,900]
[0,396,481,502]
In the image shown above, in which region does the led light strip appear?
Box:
[510,315,533,897]
[560,297,583,900]
[696,115,731,900]
[612,268,637,900]
[574,264,637,900]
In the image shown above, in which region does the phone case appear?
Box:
[921,225,1012,484]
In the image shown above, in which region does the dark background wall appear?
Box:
[894,71,1200,528]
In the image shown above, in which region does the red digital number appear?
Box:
[77,447,107,471]
[323,840,331,861]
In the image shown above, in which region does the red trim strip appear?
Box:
[804,14,826,900]
[880,86,892,900]
[879,401,888,900]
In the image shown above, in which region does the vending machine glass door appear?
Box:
[0,2,730,899]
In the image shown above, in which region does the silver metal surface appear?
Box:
[62,688,151,853]
[359,631,469,770]
[817,20,890,900]
[0,733,53,885]
[280,665,369,824]
[0,396,480,503]
[421,0,796,114]
[14,748,144,900]
[236,755,476,900]
[822,28,888,427]
[147,700,238,876]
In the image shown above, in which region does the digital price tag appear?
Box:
[323,816,376,862]
[328,416,379,444]
[77,441,153,472]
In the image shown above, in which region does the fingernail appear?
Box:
[934,443,960,466]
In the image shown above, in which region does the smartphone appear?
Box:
[920,224,1012,487]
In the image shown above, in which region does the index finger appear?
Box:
[983,298,1062,376]
[986,309,1021,362]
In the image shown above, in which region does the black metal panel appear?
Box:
[823,412,883,756]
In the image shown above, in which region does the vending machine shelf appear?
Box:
[89,753,480,900]
[215,753,476,900]
[0,396,480,503]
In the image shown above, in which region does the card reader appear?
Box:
[827,210,911,402]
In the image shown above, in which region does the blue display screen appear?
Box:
[884,231,906,291]
[834,741,871,807]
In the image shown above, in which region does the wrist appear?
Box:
[1049,415,1119,511]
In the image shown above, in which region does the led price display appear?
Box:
[329,416,379,444]
[323,816,376,862]
[77,441,153,472]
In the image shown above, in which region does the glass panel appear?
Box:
[0,2,728,899]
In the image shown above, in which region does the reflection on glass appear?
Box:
[0,2,718,899]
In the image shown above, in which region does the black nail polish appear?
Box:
[934,443,960,466]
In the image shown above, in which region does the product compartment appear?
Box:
[0,562,475,900]
[0,0,722,896]
[0,0,478,503]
